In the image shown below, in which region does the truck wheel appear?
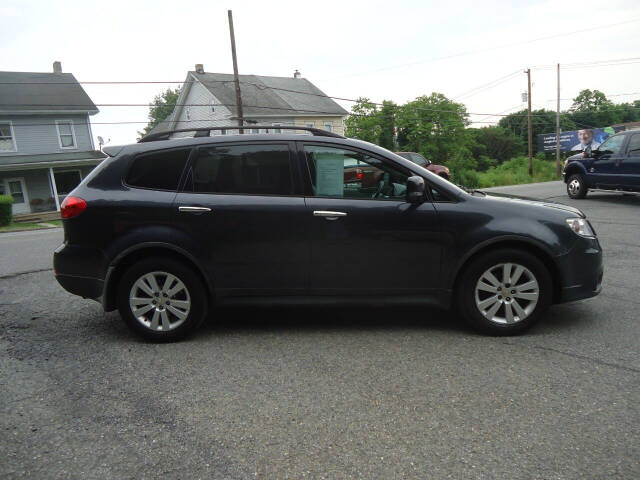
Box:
[567,174,588,199]
[117,257,208,342]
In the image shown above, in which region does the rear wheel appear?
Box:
[567,174,587,199]
[117,257,207,342]
[457,248,552,335]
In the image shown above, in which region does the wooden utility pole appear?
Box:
[526,68,533,177]
[556,63,562,176]
[228,10,244,133]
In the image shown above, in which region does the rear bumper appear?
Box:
[53,242,107,300]
[556,236,603,303]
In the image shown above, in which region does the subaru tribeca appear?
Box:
[53,126,603,341]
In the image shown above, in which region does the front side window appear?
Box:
[189,144,293,196]
[56,121,76,148]
[0,122,16,152]
[598,135,625,155]
[126,148,191,191]
[303,145,408,200]
[626,134,640,156]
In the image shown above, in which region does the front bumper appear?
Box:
[555,236,603,303]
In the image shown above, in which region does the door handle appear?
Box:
[313,210,347,220]
[178,206,212,213]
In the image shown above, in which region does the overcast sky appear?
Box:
[2,0,640,146]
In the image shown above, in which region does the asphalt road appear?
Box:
[1,181,638,479]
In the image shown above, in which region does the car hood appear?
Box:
[481,191,585,218]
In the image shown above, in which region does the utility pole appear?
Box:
[526,68,533,177]
[556,63,562,177]
[228,10,244,133]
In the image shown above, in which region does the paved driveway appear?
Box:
[1,181,638,479]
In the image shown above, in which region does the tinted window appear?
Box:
[410,153,428,166]
[627,134,640,156]
[189,144,293,195]
[304,145,408,200]
[126,149,190,190]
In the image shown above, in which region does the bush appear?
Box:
[476,156,559,188]
[0,195,13,226]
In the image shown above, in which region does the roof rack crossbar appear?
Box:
[139,125,345,143]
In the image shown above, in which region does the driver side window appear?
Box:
[303,145,408,200]
[599,135,625,155]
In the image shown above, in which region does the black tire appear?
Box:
[456,248,552,335]
[566,173,588,199]
[117,256,208,342]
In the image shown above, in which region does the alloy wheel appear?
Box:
[474,263,539,324]
[128,271,191,331]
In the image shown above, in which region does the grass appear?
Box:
[476,156,560,188]
[0,219,62,233]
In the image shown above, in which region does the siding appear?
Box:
[172,80,234,138]
[0,114,93,156]
[294,117,345,135]
[0,168,54,213]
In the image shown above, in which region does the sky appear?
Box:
[1,0,640,146]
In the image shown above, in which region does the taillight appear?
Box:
[357,169,363,180]
[60,196,87,219]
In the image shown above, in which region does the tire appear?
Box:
[456,248,552,335]
[566,174,587,199]
[117,257,208,342]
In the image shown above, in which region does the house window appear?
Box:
[273,123,282,133]
[0,122,17,152]
[56,120,77,149]
[54,170,82,195]
[220,129,227,135]
[251,128,260,134]
[324,123,333,133]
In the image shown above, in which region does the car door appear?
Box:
[590,134,627,187]
[619,132,640,189]
[299,142,441,295]
[173,141,309,296]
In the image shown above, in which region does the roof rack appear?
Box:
[138,125,346,143]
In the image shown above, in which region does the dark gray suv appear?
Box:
[54,126,603,341]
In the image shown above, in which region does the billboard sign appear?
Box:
[537,126,625,152]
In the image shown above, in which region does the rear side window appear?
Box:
[188,144,293,195]
[627,133,640,156]
[126,149,191,190]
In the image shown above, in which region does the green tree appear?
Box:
[378,100,398,151]
[395,93,471,165]
[138,87,181,138]
[569,89,620,128]
[570,89,614,112]
[469,126,525,167]
[344,98,380,143]
[498,109,576,153]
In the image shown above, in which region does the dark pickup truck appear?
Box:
[563,129,640,199]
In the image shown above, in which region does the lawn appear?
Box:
[0,219,62,233]
[476,156,561,188]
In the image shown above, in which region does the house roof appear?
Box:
[0,71,99,114]
[0,150,106,169]
[191,72,348,117]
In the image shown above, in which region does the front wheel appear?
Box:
[567,174,588,199]
[457,249,552,335]
[117,257,208,342]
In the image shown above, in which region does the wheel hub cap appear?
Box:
[129,271,191,331]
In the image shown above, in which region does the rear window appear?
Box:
[126,149,191,191]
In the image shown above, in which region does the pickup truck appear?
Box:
[563,129,640,199]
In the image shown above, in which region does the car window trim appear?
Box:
[179,140,303,197]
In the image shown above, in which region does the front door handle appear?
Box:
[313,210,347,220]
[178,206,212,213]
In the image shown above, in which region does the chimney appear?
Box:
[195,64,204,74]
[53,61,62,73]
[293,69,301,79]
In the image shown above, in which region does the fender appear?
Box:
[563,162,588,183]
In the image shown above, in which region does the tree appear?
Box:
[469,126,525,167]
[378,100,398,150]
[138,87,181,138]
[344,98,380,143]
[498,109,577,153]
[570,89,619,128]
[395,93,471,165]
[570,89,613,112]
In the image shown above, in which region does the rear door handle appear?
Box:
[313,210,347,220]
[178,206,212,213]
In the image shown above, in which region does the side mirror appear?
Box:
[406,176,425,204]
[424,159,432,166]
[583,145,592,157]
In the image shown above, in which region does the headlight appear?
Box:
[563,159,568,167]
[566,218,595,237]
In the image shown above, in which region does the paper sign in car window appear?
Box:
[315,153,344,197]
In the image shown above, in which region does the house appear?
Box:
[0,62,106,217]
[148,65,348,137]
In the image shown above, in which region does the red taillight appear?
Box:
[357,169,363,180]
[60,196,87,219]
